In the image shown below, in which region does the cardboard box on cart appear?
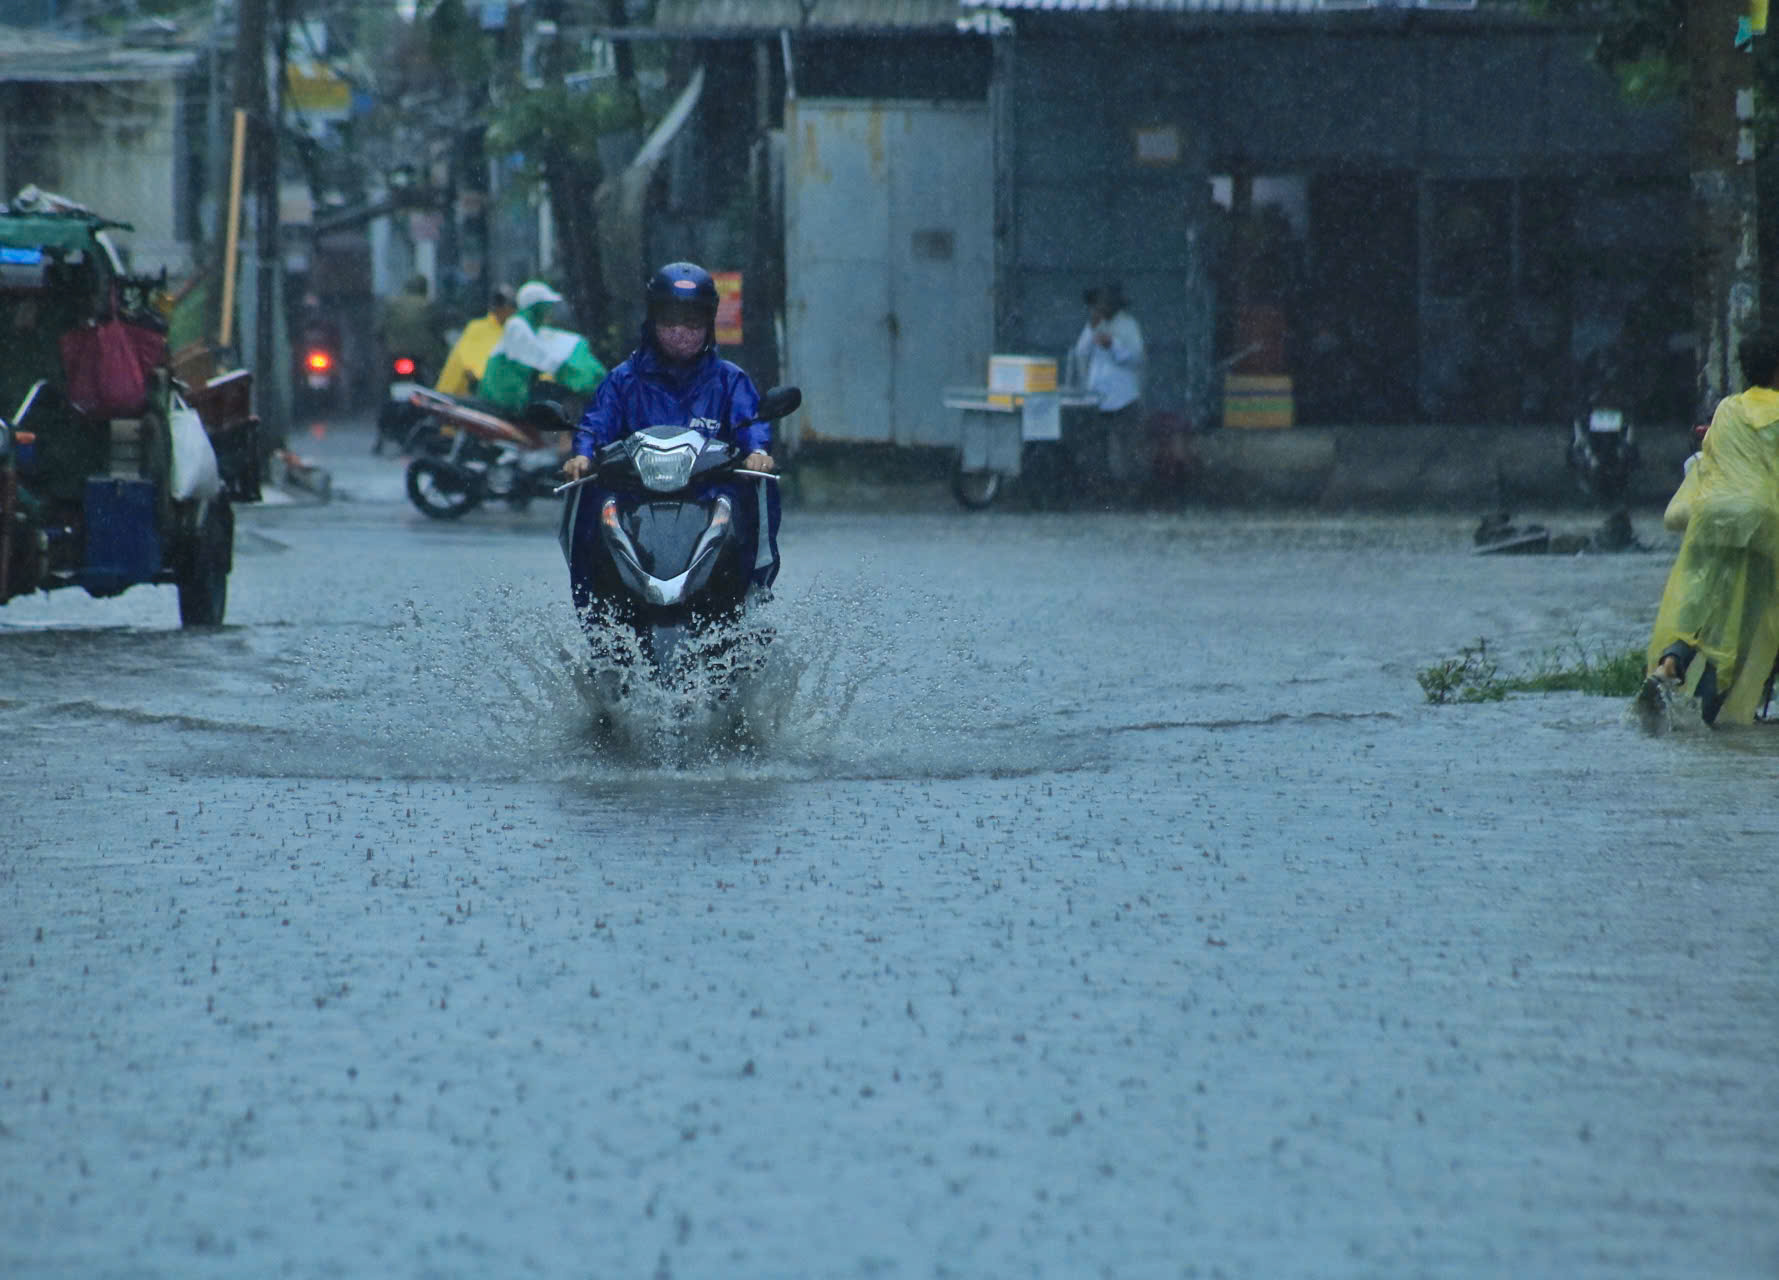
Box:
[987,355,1057,409]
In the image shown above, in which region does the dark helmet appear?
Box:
[645,261,718,321]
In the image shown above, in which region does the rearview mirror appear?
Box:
[754,386,801,423]
[522,397,573,432]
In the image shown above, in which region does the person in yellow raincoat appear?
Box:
[434,286,515,397]
[1641,326,1779,726]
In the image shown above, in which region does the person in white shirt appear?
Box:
[1068,283,1146,501]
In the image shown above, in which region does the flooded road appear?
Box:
[3,420,1775,1278]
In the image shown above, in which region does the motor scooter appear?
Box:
[294,328,347,416]
[374,352,436,454]
[402,386,572,518]
[555,386,799,696]
[1565,351,1643,550]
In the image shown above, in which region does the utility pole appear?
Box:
[1688,0,1761,412]
[205,0,228,254]
[743,36,779,388]
[532,0,607,342]
[231,0,285,442]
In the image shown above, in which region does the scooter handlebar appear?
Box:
[553,464,779,497]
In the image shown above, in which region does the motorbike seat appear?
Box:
[425,389,513,420]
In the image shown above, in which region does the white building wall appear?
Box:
[4,79,193,276]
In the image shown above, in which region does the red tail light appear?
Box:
[393,357,416,377]
[304,349,333,373]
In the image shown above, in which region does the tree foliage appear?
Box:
[486,84,641,182]
[1537,0,1779,144]
[477,15,649,356]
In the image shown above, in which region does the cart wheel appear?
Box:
[951,467,1003,510]
[177,502,232,627]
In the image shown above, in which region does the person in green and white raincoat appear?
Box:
[477,280,606,412]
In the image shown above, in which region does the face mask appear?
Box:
[655,322,705,362]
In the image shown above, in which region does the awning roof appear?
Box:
[963,0,1324,9]
[0,27,200,83]
[642,0,1547,34]
[653,0,972,33]
[960,0,1529,11]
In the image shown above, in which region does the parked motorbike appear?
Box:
[1565,352,1643,550]
[556,386,799,696]
[374,353,435,455]
[402,386,571,518]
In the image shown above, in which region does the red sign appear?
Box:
[713,271,742,346]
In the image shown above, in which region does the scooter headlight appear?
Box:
[634,442,698,492]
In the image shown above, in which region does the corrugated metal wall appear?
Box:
[998,26,1684,424]
[785,98,995,445]
[1001,35,1214,421]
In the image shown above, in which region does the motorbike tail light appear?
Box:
[393,357,416,377]
[304,349,333,373]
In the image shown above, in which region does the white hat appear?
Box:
[516,280,563,310]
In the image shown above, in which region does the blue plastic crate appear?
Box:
[83,477,161,593]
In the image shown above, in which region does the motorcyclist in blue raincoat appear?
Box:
[561,262,781,604]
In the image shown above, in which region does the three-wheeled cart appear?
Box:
[0,205,260,625]
[941,386,1100,509]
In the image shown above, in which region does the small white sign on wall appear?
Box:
[1133,125,1181,167]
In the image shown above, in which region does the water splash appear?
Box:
[279,569,1072,783]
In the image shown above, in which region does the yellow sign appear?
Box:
[713,271,742,346]
[286,64,350,118]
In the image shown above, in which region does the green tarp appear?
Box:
[0,212,130,254]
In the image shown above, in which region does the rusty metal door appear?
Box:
[785,99,992,447]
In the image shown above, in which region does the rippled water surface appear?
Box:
[3,427,1775,1279]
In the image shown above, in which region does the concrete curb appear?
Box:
[779,424,1694,514]
[1195,424,1693,511]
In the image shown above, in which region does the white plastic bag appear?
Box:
[168,395,221,502]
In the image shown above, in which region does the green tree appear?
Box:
[1541,0,1774,411]
[488,79,641,355]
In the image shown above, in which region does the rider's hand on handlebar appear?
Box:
[562,454,592,480]
[739,450,776,473]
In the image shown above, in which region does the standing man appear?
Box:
[1068,283,1146,502]
[434,285,515,397]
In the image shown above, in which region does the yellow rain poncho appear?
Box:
[1646,385,1779,724]
[434,312,506,397]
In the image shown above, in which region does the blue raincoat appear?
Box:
[568,336,781,591]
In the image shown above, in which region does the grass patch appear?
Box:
[1508,640,1647,697]
[1419,636,1645,705]
[1417,639,1507,704]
